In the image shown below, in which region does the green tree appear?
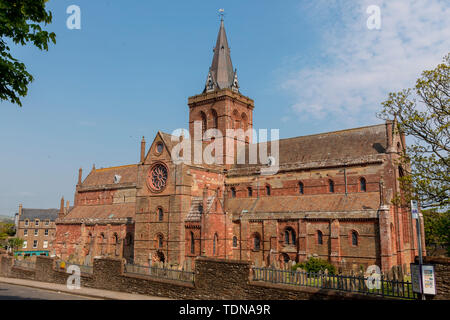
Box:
[7,237,24,253]
[292,257,336,275]
[0,0,56,106]
[378,53,449,210]
[422,209,450,256]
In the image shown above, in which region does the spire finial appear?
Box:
[218,8,225,21]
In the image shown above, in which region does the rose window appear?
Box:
[148,163,168,191]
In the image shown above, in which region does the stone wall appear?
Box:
[415,256,450,300]
[10,254,450,300]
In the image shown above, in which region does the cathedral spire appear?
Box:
[204,18,239,93]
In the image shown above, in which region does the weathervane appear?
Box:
[218,8,225,21]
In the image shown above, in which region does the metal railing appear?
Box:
[55,260,93,274]
[252,267,417,300]
[13,259,36,270]
[124,263,195,283]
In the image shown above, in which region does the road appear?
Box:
[0,282,98,300]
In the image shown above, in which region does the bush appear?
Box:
[292,257,336,275]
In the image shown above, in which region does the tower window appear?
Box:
[284,228,296,245]
[190,231,195,254]
[360,177,367,192]
[329,180,335,193]
[200,112,207,135]
[352,231,358,246]
[247,187,252,197]
[232,236,238,247]
[266,185,271,196]
[213,233,218,255]
[317,230,323,245]
[158,207,163,221]
[211,109,218,129]
[253,233,261,251]
[298,182,304,194]
[158,235,163,248]
[231,187,236,198]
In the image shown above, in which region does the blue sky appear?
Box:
[1,0,449,215]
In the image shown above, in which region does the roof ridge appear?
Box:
[251,123,386,145]
[94,164,137,172]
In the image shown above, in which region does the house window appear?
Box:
[232,236,238,248]
[231,187,236,198]
[43,241,48,249]
[299,182,304,194]
[253,233,261,251]
[35,219,39,226]
[23,241,27,249]
[265,185,271,196]
[45,229,49,236]
[45,220,49,226]
[284,228,296,245]
[190,232,195,254]
[24,220,29,227]
[317,230,323,245]
[352,231,358,246]
[360,177,367,192]
[247,187,252,197]
[33,240,38,248]
[34,229,38,236]
[329,180,335,193]
[158,207,163,221]
[24,229,28,237]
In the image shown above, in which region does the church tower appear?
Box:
[188,18,254,165]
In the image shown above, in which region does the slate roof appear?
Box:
[19,208,59,221]
[226,192,380,215]
[61,203,135,220]
[233,123,388,169]
[82,164,138,187]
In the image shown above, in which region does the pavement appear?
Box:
[0,277,171,300]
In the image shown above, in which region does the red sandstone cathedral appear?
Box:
[52,19,425,273]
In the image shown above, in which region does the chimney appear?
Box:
[59,196,65,218]
[140,136,146,163]
[78,167,83,185]
[18,203,23,217]
[92,163,96,171]
[66,200,70,214]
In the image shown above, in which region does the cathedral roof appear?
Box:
[226,192,380,217]
[232,123,388,172]
[82,164,138,187]
[58,202,135,221]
